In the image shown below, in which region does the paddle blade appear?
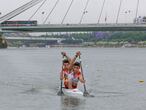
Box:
[57,90,64,96]
[83,91,90,97]
[83,91,95,97]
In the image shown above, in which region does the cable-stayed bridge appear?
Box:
[2,23,146,32]
[0,0,146,32]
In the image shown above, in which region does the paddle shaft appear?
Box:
[79,55,87,92]
[57,55,64,96]
[60,55,65,92]
[60,79,63,92]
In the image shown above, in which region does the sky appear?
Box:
[0,0,146,24]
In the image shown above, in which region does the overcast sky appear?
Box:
[0,0,146,24]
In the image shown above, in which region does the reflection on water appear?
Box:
[60,96,85,110]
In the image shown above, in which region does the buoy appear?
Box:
[139,80,144,83]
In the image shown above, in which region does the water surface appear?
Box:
[0,47,146,110]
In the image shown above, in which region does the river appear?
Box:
[0,47,146,110]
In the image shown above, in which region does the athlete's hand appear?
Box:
[61,52,66,56]
[81,79,86,83]
[76,51,81,57]
[60,76,64,80]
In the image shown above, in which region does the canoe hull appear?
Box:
[62,88,83,97]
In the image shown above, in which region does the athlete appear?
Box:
[60,51,85,89]
[67,62,85,89]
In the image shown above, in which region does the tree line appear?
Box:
[40,31,146,44]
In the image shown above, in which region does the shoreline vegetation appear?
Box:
[0,33,7,48]
[49,42,146,48]
[5,42,146,48]
[2,31,146,48]
[41,31,146,48]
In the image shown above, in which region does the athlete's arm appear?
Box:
[61,52,71,63]
[69,51,81,70]
[79,74,85,83]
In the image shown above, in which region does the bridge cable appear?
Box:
[0,0,42,22]
[116,0,123,24]
[97,0,106,23]
[61,0,74,24]
[79,0,90,24]
[0,0,44,23]
[1,0,38,20]
[43,0,60,24]
[28,0,47,20]
[135,0,139,19]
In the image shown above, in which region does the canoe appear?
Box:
[62,88,83,97]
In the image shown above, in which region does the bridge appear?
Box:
[0,0,146,32]
[1,23,146,32]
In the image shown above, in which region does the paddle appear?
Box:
[57,80,64,96]
[57,54,65,96]
[79,55,90,97]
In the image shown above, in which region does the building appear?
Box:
[134,16,146,24]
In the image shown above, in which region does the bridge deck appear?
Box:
[1,23,146,32]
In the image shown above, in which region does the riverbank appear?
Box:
[50,41,146,48]
[7,43,146,48]
[83,41,146,48]
[0,35,7,48]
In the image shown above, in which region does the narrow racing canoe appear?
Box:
[62,88,83,97]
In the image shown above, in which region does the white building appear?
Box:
[134,16,146,24]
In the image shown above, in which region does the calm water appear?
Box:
[0,47,146,110]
